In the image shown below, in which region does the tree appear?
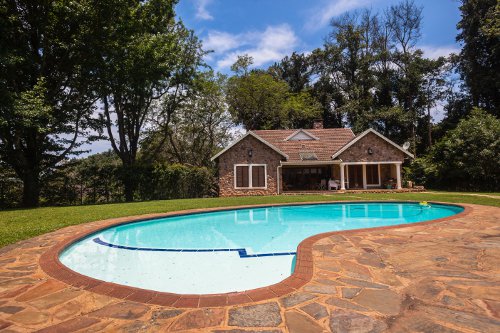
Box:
[386,0,424,156]
[142,71,234,166]
[436,56,474,141]
[386,0,422,54]
[227,70,289,130]
[0,0,97,207]
[457,0,500,115]
[308,10,380,132]
[413,108,500,191]
[332,10,379,133]
[307,50,345,128]
[269,52,312,93]
[93,0,204,201]
[0,160,22,208]
[230,54,254,76]
[228,56,321,130]
[282,91,323,129]
[421,57,447,148]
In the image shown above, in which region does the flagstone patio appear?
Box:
[0,203,499,332]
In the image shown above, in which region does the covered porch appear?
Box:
[339,162,403,190]
[279,161,403,193]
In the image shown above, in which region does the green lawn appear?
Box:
[1,191,498,248]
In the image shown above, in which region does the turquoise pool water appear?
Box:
[60,202,462,294]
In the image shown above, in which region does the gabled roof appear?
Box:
[211,127,412,163]
[210,131,289,161]
[253,128,355,161]
[331,128,414,159]
[284,129,320,141]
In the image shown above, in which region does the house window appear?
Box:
[235,166,249,187]
[235,164,267,189]
[366,164,380,185]
[252,165,265,187]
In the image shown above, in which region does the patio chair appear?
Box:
[328,179,339,190]
[319,179,327,190]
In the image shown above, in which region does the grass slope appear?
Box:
[1,191,498,248]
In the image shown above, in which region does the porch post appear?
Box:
[396,163,402,189]
[362,164,367,189]
[340,163,346,190]
[276,165,281,194]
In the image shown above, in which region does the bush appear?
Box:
[410,108,500,191]
[406,157,438,187]
[137,163,217,200]
[15,154,218,207]
[0,165,23,208]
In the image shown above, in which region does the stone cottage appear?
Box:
[211,121,414,196]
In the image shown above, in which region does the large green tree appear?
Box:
[0,0,97,207]
[92,0,204,201]
[227,56,321,130]
[457,0,499,115]
[227,69,289,130]
[315,10,379,133]
[386,0,424,156]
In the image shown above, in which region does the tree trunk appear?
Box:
[411,122,417,158]
[121,162,136,202]
[22,171,40,207]
[427,106,432,148]
[123,177,135,202]
[408,98,417,158]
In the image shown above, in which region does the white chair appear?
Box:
[328,179,339,190]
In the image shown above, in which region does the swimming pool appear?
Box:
[60,202,463,294]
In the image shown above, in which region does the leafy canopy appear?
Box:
[227,55,321,130]
[0,0,99,206]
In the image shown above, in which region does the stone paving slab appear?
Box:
[0,202,499,332]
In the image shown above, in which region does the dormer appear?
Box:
[285,129,319,141]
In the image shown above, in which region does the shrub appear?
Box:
[411,108,500,191]
[27,156,217,207]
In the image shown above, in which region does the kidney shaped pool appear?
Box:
[60,202,463,294]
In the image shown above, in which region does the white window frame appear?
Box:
[234,164,268,189]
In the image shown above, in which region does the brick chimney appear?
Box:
[313,119,324,129]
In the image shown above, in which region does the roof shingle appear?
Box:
[252,128,355,161]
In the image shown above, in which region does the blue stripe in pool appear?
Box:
[93,237,296,257]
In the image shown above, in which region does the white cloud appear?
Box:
[420,45,460,59]
[204,31,242,53]
[194,0,213,21]
[305,0,370,31]
[204,24,300,70]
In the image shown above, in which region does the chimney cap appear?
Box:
[313,119,324,129]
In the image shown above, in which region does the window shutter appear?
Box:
[236,166,249,187]
[252,166,265,187]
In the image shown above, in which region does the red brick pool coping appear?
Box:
[39,201,472,309]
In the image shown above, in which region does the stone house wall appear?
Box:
[217,135,284,196]
[338,132,406,162]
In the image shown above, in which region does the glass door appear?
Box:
[348,165,363,189]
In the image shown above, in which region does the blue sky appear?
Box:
[82,0,462,155]
[177,0,461,72]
